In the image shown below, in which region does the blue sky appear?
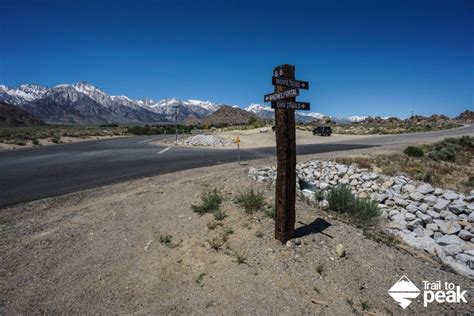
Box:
[1,0,472,117]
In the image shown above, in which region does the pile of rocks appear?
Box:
[249,160,474,278]
[179,134,231,147]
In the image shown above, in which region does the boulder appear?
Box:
[458,230,474,241]
[443,191,459,201]
[438,221,462,235]
[440,210,458,221]
[442,244,463,256]
[403,184,416,194]
[423,195,438,206]
[454,253,474,269]
[409,192,424,202]
[405,204,419,213]
[436,234,464,246]
[394,197,409,207]
[448,202,466,215]
[426,209,441,219]
[405,213,417,221]
[417,184,434,194]
[416,211,432,224]
[426,223,439,231]
[434,198,450,211]
[407,218,423,230]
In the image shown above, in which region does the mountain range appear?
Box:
[0,82,367,125]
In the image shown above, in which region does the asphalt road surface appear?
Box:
[0,124,472,208]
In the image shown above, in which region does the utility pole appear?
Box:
[173,105,179,146]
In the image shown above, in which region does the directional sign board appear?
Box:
[264,88,299,102]
[272,77,309,90]
[271,101,310,111]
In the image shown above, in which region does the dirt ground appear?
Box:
[1,156,473,315]
[0,135,128,151]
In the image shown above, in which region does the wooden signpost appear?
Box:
[264,64,310,243]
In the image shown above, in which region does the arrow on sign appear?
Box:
[271,101,310,111]
[272,77,309,90]
[264,88,299,102]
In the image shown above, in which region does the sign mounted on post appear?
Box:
[272,77,309,90]
[263,64,311,243]
[271,101,310,111]
[264,88,299,102]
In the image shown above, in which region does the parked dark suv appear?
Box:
[312,126,332,136]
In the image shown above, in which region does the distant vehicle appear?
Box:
[312,126,332,136]
[260,127,269,133]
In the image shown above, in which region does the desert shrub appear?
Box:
[403,146,424,157]
[416,170,433,183]
[465,176,474,188]
[352,198,380,225]
[263,206,275,219]
[32,139,40,146]
[235,188,266,214]
[354,157,372,169]
[191,188,222,215]
[51,136,61,144]
[327,184,380,225]
[212,208,227,221]
[12,139,26,146]
[314,190,326,203]
[427,146,457,161]
[327,185,355,214]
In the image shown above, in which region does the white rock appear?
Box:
[426,223,439,231]
[448,202,466,215]
[434,198,450,211]
[409,192,424,202]
[443,191,459,201]
[405,213,417,221]
[442,244,463,256]
[434,188,444,196]
[427,209,440,219]
[423,195,438,206]
[454,253,474,269]
[416,211,432,224]
[417,184,434,194]
[438,221,462,235]
[407,218,423,230]
[394,198,409,207]
[403,184,416,194]
[436,234,464,246]
[440,210,458,221]
[458,230,474,241]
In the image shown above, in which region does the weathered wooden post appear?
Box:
[263,64,310,243]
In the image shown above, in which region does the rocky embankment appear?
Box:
[249,160,474,278]
[179,134,231,147]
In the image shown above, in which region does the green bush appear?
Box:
[326,185,355,214]
[327,184,380,225]
[191,188,222,215]
[263,206,275,219]
[314,190,326,203]
[403,146,424,157]
[235,188,266,214]
[427,146,457,161]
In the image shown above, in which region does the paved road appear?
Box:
[0,124,472,208]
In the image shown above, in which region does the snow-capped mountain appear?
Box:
[0,82,384,125]
[0,84,48,105]
[0,82,226,124]
[245,103,327,123]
